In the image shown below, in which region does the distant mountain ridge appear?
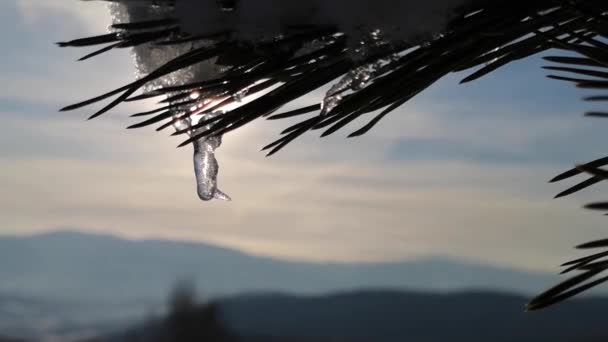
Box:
[1,231,607,341]
[101,290,608,342]
[0,230,579,303]
[219,290,608,342]
[5,288,608,342]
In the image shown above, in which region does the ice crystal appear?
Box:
[321,50,394,116]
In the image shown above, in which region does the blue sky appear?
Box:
[2,0,608,274]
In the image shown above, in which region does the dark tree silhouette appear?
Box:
[162,285,236,342]
[117,282,238,342]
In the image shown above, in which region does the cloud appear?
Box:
[14,0,111,34]
[3,147,607,273]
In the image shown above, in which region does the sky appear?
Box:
[2,0,608,274]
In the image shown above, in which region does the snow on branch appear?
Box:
[175,0,471,43]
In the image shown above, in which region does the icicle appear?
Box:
[188,92,231,202]
[191,111,231,202]
[171,100,230,202]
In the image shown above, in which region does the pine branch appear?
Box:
[59,0,608,308]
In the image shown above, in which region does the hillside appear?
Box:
[0,231,570,303]
[103,290,608,342]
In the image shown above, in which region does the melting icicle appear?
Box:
[191,111,231,202]
[171,105,231,202]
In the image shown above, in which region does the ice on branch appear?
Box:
[191,112,231,202]
[110,1,231,202]
[322,49,399,116]
[171,108,231,202]
[67,0,596,203]
[89,0,473,202]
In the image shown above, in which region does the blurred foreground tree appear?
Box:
[117,282,237,342]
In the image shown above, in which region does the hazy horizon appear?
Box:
[0,229,584,300]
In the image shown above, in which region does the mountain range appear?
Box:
[220,290,608,342]
[101,290,608,342]
[1,230,607,341]
[0,230,576,303]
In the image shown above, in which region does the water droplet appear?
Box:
[217,0,237,12]
[189,91,201,100]
[232,88,249,102]
[172,114,192,133]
